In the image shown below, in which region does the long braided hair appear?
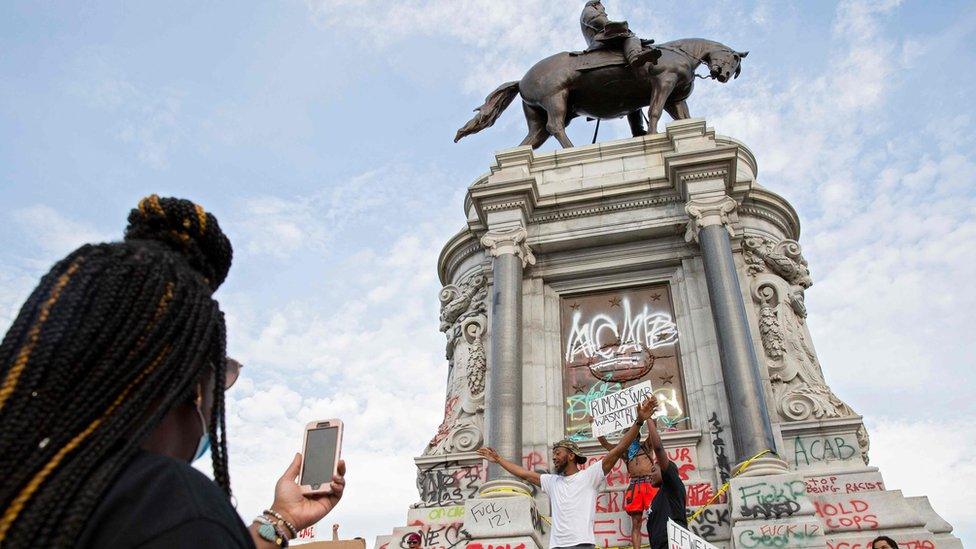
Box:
[0,195,234,547]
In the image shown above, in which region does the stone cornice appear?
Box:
[467,119,747,229]
[438,229,484,285]
[738,187,802,241]
[530,194,682,223]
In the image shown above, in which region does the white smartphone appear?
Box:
[300,419,343,494]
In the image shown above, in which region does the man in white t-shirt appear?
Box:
[477,398,655,549]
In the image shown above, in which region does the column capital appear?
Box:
[684,195,739,244]
[481,226,536,268]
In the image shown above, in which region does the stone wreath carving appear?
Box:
[424,272,488,455]
[744,236,869,463]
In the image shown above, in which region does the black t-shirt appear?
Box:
[646,461,687,549]
[76,450,254,548]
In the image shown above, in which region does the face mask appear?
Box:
[192,387,211,462]
[627,439,641,461]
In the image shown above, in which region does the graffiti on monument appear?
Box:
[813,498,880,531]
[827,541,934,549]
[707,412,732,485]
[417,461,484,507]
[560,285,688,437]
[805,475,885,495]
[418,453,547,507]
[593,516,650,548]
[736,523,822,548]
[397,525,471,549]
[687,506,730,541]
[736,478,806,520]
[791,434,859,468]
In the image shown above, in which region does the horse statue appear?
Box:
[454,38,748,149]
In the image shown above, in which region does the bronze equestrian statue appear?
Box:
[454,4,748,149]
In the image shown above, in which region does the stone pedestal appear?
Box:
[462,494,546,549]
[729,472,825,548]
[374,119,960,549]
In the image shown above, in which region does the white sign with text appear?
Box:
[589,381,654,437]
[668,519,719,549]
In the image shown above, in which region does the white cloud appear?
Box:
[866,418,976,540]
[68,52,184,169]
[304,0,579,92]
[230,166,456,259]
[12,204,114,259]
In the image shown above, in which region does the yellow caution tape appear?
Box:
[480,486,535,498]
[687,448,771,524]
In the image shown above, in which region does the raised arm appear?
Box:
[476,447,542,487]
[645,396,670,470]
[596,435,614,452]
[601,397,655,475]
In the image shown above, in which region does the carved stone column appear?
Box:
[684,195,787,475]
[480,226,535,486]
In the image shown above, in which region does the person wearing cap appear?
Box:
[405,532,423,549]
[477,398,655,549]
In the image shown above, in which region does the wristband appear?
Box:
[263,509,299,539]
[254,516,289,547]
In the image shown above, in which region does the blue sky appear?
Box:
[1,0,974,545]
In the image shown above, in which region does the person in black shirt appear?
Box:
[0,196,345,548]
[644,396,687,549]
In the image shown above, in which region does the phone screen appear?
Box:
[301,425,339,487]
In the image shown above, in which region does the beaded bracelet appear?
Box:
[254,516,289,547]
[263,509,298,539]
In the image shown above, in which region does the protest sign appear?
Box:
[588,381,653,437]
[667,518,719,549]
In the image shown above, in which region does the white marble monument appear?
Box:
[374,120,960,549]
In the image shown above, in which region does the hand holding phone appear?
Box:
[264,419,346,533]
[300,419,343,494]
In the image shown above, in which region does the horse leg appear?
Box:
[542,91,575,149]
[519,101,551,149]
[627,110,647,137]
[665,99,690,120]
[647,77,676,134]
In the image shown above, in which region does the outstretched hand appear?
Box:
[270,453,346,531]
[636,396,657,422]
[476,447,501,463]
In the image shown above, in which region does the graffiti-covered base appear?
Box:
[374,120,960,549]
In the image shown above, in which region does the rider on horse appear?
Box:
[580,0,661,70]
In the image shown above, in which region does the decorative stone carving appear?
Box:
[425,272,488,455]
[743,237,812,288]
[744,236,868,462]
[481,227,536,268]
[684,195,738,243]
[439,273,488,350]
[856,424,871,465]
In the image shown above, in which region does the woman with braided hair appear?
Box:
[0,195,345,548]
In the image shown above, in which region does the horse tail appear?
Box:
[454,81,521,142]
